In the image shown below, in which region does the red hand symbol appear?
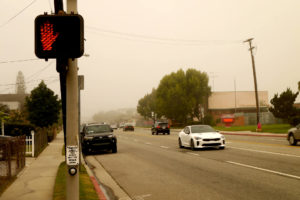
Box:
[40,22,59,51]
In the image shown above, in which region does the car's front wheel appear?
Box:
[178,138,183,148]
[190,139,195,151]
[112,144,117,153]
[288,134,297,146]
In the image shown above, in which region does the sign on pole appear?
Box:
[66,146,79,166]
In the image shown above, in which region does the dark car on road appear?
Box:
[123,124,134,131]
[81,123,117,154]
[151,122,170,135]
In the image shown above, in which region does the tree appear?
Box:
[137,88,157,119]
[25,81,61,128]
[269,88,299,125]
[155,69,211,124]
[15,71,26,94]
[185,69,211,121]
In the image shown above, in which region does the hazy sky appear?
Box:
[1,0,300,121]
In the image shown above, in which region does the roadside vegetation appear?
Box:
[213,124,291,133]
[53,162,99,200]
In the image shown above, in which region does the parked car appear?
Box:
[81,123,117,154]
[151,122,170,135]
[287,124,300,145]
[178,125,225,150]
[123,124,134,131]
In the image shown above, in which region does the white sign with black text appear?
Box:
[66,146,79,166]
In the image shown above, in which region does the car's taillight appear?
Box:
[168,124,170,128]
[157,126,160,129]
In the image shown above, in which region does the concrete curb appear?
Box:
[221,131,286,138]
[81,154,108,200]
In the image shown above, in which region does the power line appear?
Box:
[0,58,39,64]
[87,25,243,46]
[0,77,59,93]
[0,0,37,28]
[26,61,54,82]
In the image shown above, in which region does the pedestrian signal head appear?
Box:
[35,14,84,59]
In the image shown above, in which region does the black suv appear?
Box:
[151,122,170,135]
[81,123,117,154]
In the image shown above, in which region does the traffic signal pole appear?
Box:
[66,1,79,200]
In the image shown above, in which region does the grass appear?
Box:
[53,162,99,200]
[61,145,65,156]
[213,124,291,133]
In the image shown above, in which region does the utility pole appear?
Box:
[66,1,79,200]
[244,38,260,125]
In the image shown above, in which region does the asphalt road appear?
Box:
[87,128,300,200]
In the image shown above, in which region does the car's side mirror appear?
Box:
[111,129,114,132]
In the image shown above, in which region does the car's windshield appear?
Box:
[191,125,215,133]
[86,125,111,134]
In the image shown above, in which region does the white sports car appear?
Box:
[178,125,225,150]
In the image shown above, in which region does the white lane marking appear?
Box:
[227,161,300,180]
[160,146,169,149]
[145,142,152,145]
[270,139,285,142]
[187,152,199,156]
[134,139,139,142]
[228,146,300,158]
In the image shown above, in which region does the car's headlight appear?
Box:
[108,134,113,138]
[194,136,202,140]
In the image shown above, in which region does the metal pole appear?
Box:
[244,38,260,125]
[66,1,79,200]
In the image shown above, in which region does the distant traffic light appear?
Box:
[35,14,84,59]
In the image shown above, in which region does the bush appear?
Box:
[290,116,300,126]
[204,114,215,126]
[2,123,34,136]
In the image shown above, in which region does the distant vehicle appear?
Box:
[178,125,225,150]
[123,124,134,131]
[81,123,117,154]
[151,122,170,135]
[287,124,300,145]
[110,124,118,130]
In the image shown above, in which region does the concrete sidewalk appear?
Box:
[1,132,64,200]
